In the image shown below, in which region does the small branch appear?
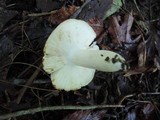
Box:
[0,105,125,120]
[133,0,144,20]
[118,94,135,105]
[28,10,57,17]
[16,64,42,104]
[12,78,50,85]
[142,92,160,95]
[0,79,54,92]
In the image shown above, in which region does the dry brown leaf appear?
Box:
[88,18,104,37]
[124,67,147,76]
[124,67,155,76]
[99,44,112,50]
[143,103,155,120]
[48,5,78,25]
[88,18,110,48]
[108,13,134,46]
[63,110,106,120]
[137,42,146,67]
[155,55,160,71]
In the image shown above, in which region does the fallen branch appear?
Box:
[0,105,125,120]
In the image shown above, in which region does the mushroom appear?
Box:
[43,19,127,91]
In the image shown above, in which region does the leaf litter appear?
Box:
[0,0,160,120]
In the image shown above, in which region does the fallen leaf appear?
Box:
[36,0,61,12]
[78,0,112,21]
[0,9,18,31]
[143,103,155,120]
[126,110,136,120]
[137,21,149,34]
[0,35,13,79]
[63,110,106,120]
[48,6,78,25]
[88,18,104,36]
[108,13,135,46]
[145,35,156,64]
[124,67,148,77]
[137,42,146,67]
[103,0,122,19]
[154,56,160,70]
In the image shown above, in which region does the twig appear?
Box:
[0,79,54,92]
[28,0,90,18]
[0,105,125,120]
[133,0,144,20]
[28,10,57,17]
[12,78,50,85]
[0,19,30,35]
[142,92,160,95]
[118,94,135,105]
[16,58,42,78]
[16,64,42,104]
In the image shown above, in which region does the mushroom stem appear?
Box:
[71,50,127,72]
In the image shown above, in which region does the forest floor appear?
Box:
[0,0,160,120]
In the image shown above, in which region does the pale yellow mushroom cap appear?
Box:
[43,19,98,91]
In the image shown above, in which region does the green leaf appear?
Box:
[103,0,122,19]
